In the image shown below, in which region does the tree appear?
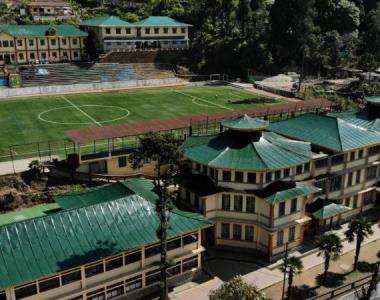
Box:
[282,256,303,300]
[317,233,343,284]
[210,276,267,300]
[129,132,182,300]
[345,216,374,271]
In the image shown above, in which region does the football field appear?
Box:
[0,85,285,160]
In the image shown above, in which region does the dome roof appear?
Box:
[221,114,269,131]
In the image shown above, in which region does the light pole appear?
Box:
[281,242,289,300]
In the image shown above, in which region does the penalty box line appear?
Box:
[61,96,103,127]
[174,91,234,111]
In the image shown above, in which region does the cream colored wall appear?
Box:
[106,156,168,177]
[0,32,15,53]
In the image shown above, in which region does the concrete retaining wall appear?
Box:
[0,77,180,98]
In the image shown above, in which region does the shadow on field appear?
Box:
[291,284,318,299]
[316,272,346,287]
[228,97,280,105]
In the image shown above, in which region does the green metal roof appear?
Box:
[263,183,320,204]
[312,203,351,219]
[270,113,380,151]
[0,203,60,226]
[0,25,88,37]
[0,184,210,289]
[134,16,191,27]
[183,131,311,171]
[365,96,380,105]
[121,177,159,202]
[79,15,131,27]
[328,110,377,131]
[222,115,269,131]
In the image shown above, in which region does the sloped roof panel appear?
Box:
[312,203,351,219]
[264,183,321,204]
[0,25,87,37]
[79,16,131,27]
[222,114,269,131]
[134,16,191,27]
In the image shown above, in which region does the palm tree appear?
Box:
[282,256,303,299]
[345,216,374,271]
[317,233,343,284]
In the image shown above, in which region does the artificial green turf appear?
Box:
[0,85,285,160]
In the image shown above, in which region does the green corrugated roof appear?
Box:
[222,115,269,131]
[312,203,351,219]
[79,15,131,27]
[134,16,191,27]
[0,185,210,289]
[183,130,311,171]
[365,96,380,105]
[329,109,380,133]
[0,25,87,37]
[263,183,320,204]
[270,113,380,151]
[0,203,60,226]
[121,177,159,202]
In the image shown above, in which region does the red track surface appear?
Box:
[65,98,336,143]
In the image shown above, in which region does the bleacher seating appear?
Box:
[19,63,175,87]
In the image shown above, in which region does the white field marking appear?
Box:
[191,98,215,108]
[2,148,18,155]
[61,96,102,127]
[174,91,234,111]
[38,105,130,125]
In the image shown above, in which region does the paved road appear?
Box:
[339,282,380,299]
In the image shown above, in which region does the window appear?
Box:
[316,158,328,169]
[266,172,272,182]
[125,251,141,264]
[358,149,364,159]
[17,40,22,47]
[106,282,124,299]
[222,194,230,210]
[246,196,255,213]
[173,28,177,34]
[118,156,127,168]
[349,151,355,161]
[233,224,242,240]
[209,167,215,178]
[221,223,230,239]
[15,283,37,299]
[347,172,353,187]
[353,195,358,208]
[235,171,243,182]
[41,52,47,59]
[39,276,60,292]
[290,198,297,213]
[164,27,168,34]
[86,288,105,300]
[40,39,46,46]
[234,195,243,211]
[275,170,281,180]
[30,52,35,59]
[195,163,200,171]
[329,175,342,192]
[181,27,186,34]
[63,51,68,58]
[145,27,151,34]
[182,256,198,272]
[105,255,123,271]
[68,296,83,300]
[0,291,6,300]
[51,39,56,46]
[284,168,290,178]
[366,166,377,180]
[126,28,131,34]
[154,28,159,34]
[363,191,373,205]
[296,165,303,175]
[289,226,296,242]
[331,154,344,165]
[105,28,111,34]
[277,230,284,246]
[247,173,256,183]
[2,40,9,47]
[73,51,78,58]
[345,198,350,207]
[85,263,104,278]
[61,269,81,285]
[145,244,160,258]
[167,238,181,251]
[369,145,380,156]
[8,40,13,47]
[0,55,2,60]
[222,170,231,181]
[245,225,254,242]
[279,202,285,217]
[304,163,310,172]
[52,51,57,58]
[167,262,181,277]
[125,276,142,292]
[356,170,361,184]
[145,269,160,286]
[19,53,24,60]
[183,232,198,245]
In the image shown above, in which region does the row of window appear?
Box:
[221,223,255,241]
[16,37,79,47]
[105,27,186,35]
[106,40,186,47]
[221,194,256,213]
[277,227,296,247]
[14,233,198,299]
[15,50,80,61]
